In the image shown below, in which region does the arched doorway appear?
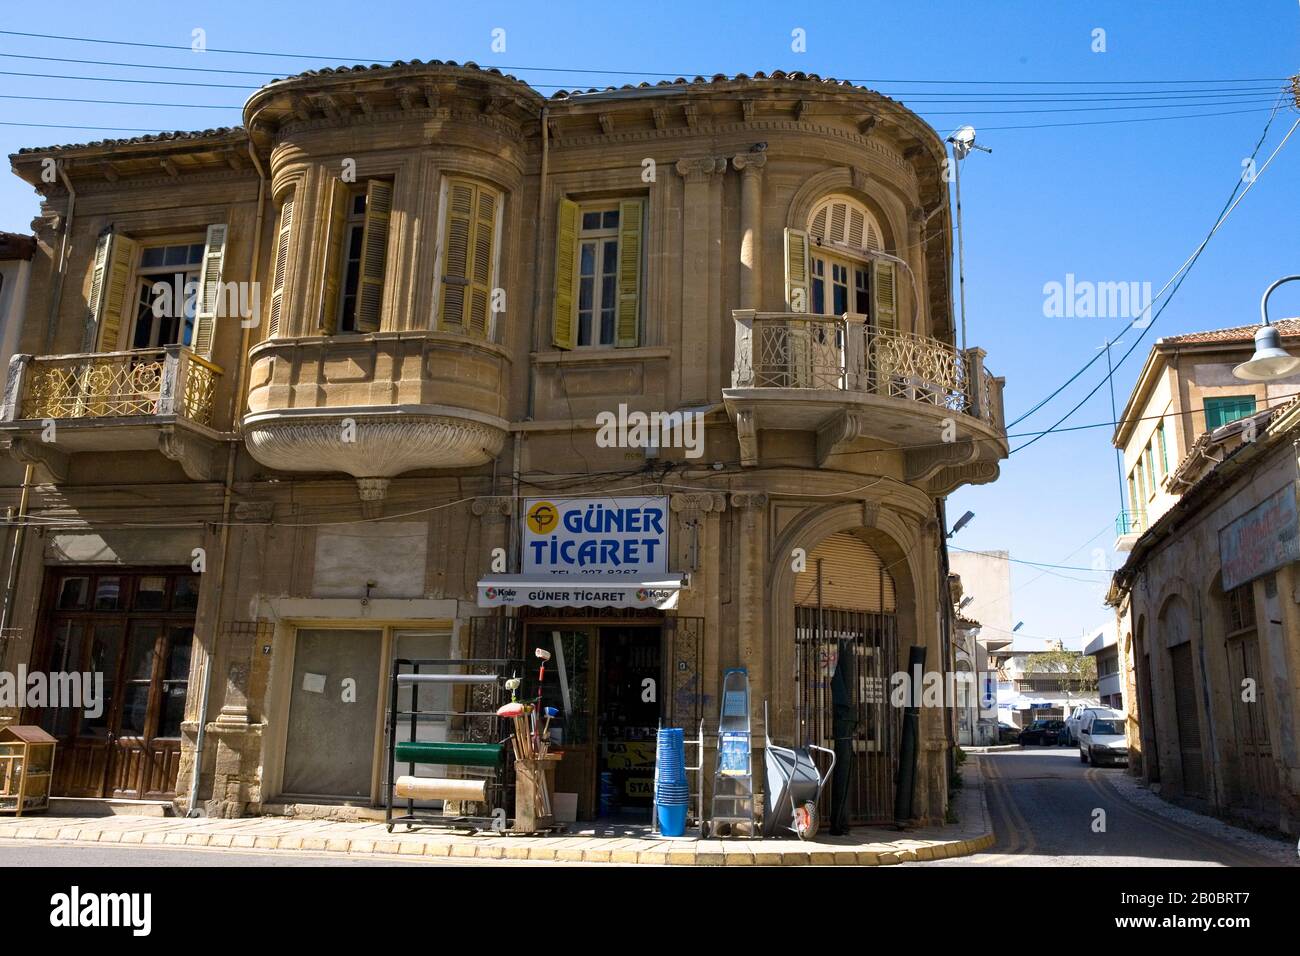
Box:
[792,530,899,824]
[1159,595,1205,797]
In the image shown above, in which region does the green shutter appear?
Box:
[1205,395,1257,430]
[614,199,643,347]
[193,223,228,356]
[1156,422,1168,474]
[784,227,809,313]
[551,197,578,350]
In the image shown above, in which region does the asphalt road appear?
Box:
[923,748,1282,867]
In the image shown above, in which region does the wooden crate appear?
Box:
[0,726,57,816]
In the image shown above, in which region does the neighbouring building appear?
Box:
[1083,619,1123,710]
[1109,322,1300,835]
[0,63,1007,826]
[948,548,1013,654]
[992,641,1094,728]
[0,232,35,374]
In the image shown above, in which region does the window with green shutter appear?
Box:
[1204,395,1256,430]
[1156,421,1168,474]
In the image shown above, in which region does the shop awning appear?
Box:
[476,573,689,609]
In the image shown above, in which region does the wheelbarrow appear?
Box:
[762,702,836,839]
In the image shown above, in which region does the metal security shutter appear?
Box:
[1169,643,1205,797]
[793,532,896,612]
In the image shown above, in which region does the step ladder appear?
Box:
[704,668,756,838]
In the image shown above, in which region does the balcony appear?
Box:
[0,346,224,481]
[241,330,510,504]
[1114,509,1146,552]
[725,311,1007,492]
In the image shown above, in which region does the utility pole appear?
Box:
[946,126,991,355]
[1101,338,1127,516]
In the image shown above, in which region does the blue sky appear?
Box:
[1,1,1298,647]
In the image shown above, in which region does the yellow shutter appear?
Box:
[872,259,897,333]
[318,178,349,334]
[467,186,496,338]
[439,180,474,331]
[551,197,578,350]
[354,179,392,333]
[95,234,136,352]
[615,198,643,348]
[83,230,112,351]
[792,531,896,612]
[784,227,810,313]
[267,196,294,339]
[193,223,227,356]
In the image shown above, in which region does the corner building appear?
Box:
[0,63,1007,825]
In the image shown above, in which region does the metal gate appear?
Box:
[1169,642,1205,798]
[794,605,898,825]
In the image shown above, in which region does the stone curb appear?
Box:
[0,762,996,866]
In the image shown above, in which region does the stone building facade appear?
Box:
[0,63,1005,826]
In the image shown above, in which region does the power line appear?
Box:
[1011,109,1300,455]
[0,29,1289,87]
[1005,96,1292,430]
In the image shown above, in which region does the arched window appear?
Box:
[807,195,884,252]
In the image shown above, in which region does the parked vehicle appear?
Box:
[1079,709,1128,766]
[1018,719,1066,746]
[997,722,1021,744]
[1064,704,1108,745]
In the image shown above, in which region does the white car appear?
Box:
[1064,704,1108,745]
[1079,709,1128,766]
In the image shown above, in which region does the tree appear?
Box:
[1021,649,1097,694]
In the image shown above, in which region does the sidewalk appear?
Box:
[0,758,995,867]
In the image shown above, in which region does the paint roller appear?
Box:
[497,701,530,757]
[533,648,552,746]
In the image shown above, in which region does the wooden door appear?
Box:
[1169,643,1205,798]
[107,622,193,799]
[1227,634,1279,811]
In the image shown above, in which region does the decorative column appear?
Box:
[730,492,769,736]
[675,157,727,405]
[731,152,767,312]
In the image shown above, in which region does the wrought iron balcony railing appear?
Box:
[1115,509,1146,537]
[1,346,222,429]
[730,311,1003,427]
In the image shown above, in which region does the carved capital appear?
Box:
[234,501,273,523]
[731,152,767,175]
[671,492,728,515]
[674,156,727,184]
[862,500,881,528]
[729,491,769,510]
[471,496,513,517]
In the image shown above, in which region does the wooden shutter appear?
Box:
[318,178,349,334]
[615,199,643,347]
[267,196,294,339]
[90,233,136,352]
[355,179,392,333]
[83,230,112,351]
[551,197,578,349]
[784,227,810,313]
[872,259,897,333]
[193,223,228,356]
[439,180,474,331]
[467,186,496,338]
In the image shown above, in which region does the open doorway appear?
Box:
[597,626,661,820]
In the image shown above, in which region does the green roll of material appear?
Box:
[394,741,503,767]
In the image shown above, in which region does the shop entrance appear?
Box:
[524,619,662,821]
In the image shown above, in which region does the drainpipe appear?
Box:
[44,162,77,354]
[937,499,956,774]
[186,140,267,817]
[0,466,33,673]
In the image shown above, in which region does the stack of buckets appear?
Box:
[655,727,689,836]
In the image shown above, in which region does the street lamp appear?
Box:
[1233,275,1300,381]
[947,510,975,538]
[945,126,992,355]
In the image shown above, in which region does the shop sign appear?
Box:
[1219,486,1300,591]
[523,497,669,577]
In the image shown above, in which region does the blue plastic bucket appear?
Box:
[658,802,688,836]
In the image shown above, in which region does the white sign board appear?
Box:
[522,497,669,577]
